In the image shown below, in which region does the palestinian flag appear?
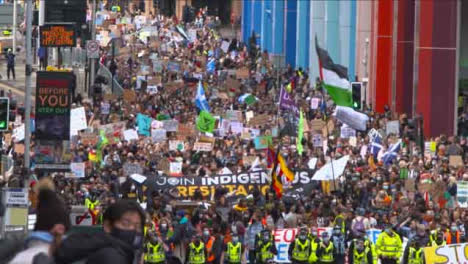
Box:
[315,36,353,107]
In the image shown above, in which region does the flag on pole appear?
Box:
[382,140,402,166]
[195,81,211,112]
[315,36,353,107]
[370,133,383,159]
[206,57,216,73]
[238,93,258,105]
[297,110,304,155]
[266,145,276,169]
[277,152,295,182]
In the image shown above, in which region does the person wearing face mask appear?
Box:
[429,229,446,247]
[349,238,374,264]
[144,231,167,264]
[402,229,426,264]
[220,232,245,264]
[254,229,277,264]
[54,200,145,264]
[331,226,347,264]
[444,224,461,244]
[288,227,313,264]
[316,232,335,264]
[349,227,377,264]
[202,228,217,264]
[375,225,402,264]
[307,226,322,263]
[185,235,207,264]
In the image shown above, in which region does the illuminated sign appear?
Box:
[40,24,76,47]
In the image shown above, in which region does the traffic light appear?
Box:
[0,98,9,131]
[351,82,362,110]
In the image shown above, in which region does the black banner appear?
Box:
[149,170,314,198]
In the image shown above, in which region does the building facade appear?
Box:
[241,0,463,137]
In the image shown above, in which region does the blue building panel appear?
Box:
[241,0,251,43]
[285,0,297,67]
[296,0,310,69]
[272,0,284,55]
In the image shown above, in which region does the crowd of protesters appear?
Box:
[1,3,468,264]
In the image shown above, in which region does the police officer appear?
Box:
[186,235,207,264]
[144,232,166,264]
[308,226,321,263]
[402,234,425,264]
[348,227,377,264]
[221,233,245,264]
[376,225,402,264]
[350,238,374,264]
[255,229,277,264]
[316,232,335,264]
[331,226,346,264]
[85,190,100,211]
[288,227,313,264]
[429,230,446,247]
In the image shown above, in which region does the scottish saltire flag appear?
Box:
[195,81,211,112]
[206,58,216,73]
[369,134,383,159]
[382,140,402,166]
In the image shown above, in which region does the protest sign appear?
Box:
[100,102,110,115]
[310,120,326,132]
[220,41,230,53]
[310,98,320,109]
[340,125,356,138]
[424,243,468,264]
[162,119,179,132]
[312,134,323,147]
[80,133,98,145]
[123,90,136,103]
[99,121,126,143]
[170,162,183,176]
[151,129,167,143]
[225,110,243,122]
[123,129,139,141]
[386,120,400,136]
[449,155,463,168]
[167,61,181,72]
[236,67,249,78]
[457,181,468,208]
[12,124,25,142]
[224,77,241,91]
[242,156,257,166]
[136,113,152,136]
[312,156,350,181]
[230,121,243,134]
[177,124,196,139]
[194,142,213,152]
[123,162,143,176]
[169,140,185,151]
[279,86,298,113]
[248,114,270,127]
[70,163,85,178]
[254,136,272,150]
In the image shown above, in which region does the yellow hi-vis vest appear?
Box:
[144,242,165,263]
[226,242,242,263]
[353,248,369,264]
[292,238,310,261]
[260,242,274,262]
[319,242,334,263]
[188,242,205,264]
[408,247,424,264]
[85,198,99,210]
[376,232,402,259]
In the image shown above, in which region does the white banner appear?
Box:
[70,107,88,136]
[334,106,368,131]
[312,155,349,181]
[457,181,468,208]
[424,243,468,264]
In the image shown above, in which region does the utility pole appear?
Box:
[89,0,97,98]
[12,0,17,53]
[37,0,45,68]
[24,0,33,183]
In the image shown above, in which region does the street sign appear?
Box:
[86,40,99,59]
[40,24,76,47]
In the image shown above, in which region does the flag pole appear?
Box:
[323,95,337,192]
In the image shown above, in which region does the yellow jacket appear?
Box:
[376,231,402,259]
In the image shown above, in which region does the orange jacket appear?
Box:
[206,236,216,262]
[445,231,460,244]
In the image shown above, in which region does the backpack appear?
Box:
[352,217,366,235]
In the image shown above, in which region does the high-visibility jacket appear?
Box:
[318,242,334,263]
[375,231,402,259]
[351,239,377,264]
[445,231,460,244]
[333,214,346,234]
[85,198,99,210]
[430,239,446,247]
[259,242,274,262]
[206,236,216,262]
[408,247,424,264]
[291,238,311,261]
[307,237,320,263]
[188,242,205,264]
[353,247,370,264]
[144,242,166,263]
[226,241,242,263]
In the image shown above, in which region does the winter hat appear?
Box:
[34,178,70,232]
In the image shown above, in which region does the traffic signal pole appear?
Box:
[89,0,97,98]
[24,0,33,185]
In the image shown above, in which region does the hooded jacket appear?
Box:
[54,232,136,264]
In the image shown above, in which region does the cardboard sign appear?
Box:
[310,120,326,131]
[80,133,98,145]
[177,124,195,139]
[310,98,320,109]
[236,67,249,79]
[170,162,183,176]
[123,162,143,176]
[151,129,167,143]
[123,90,136,103]
[162,120,179,132]
[243,156,257,166]
[123,129,139,141]
[225,110,243,122]
[248,114,270,127]
[169,140,185,151]
[449,155,463,168]
[386,120,400,136]
[457,181,468,208]
[193,142,213,152]
[340,126,356,139]
[70,163,85,178]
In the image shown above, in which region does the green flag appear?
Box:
[196,110,216,133]
[297,110,304,155]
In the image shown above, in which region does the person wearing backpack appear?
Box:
[352,208,370,238]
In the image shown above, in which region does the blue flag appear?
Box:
[382,140,401,166]
[206,58,216,73]
[369,134,383,159]
[195,81,210,112]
